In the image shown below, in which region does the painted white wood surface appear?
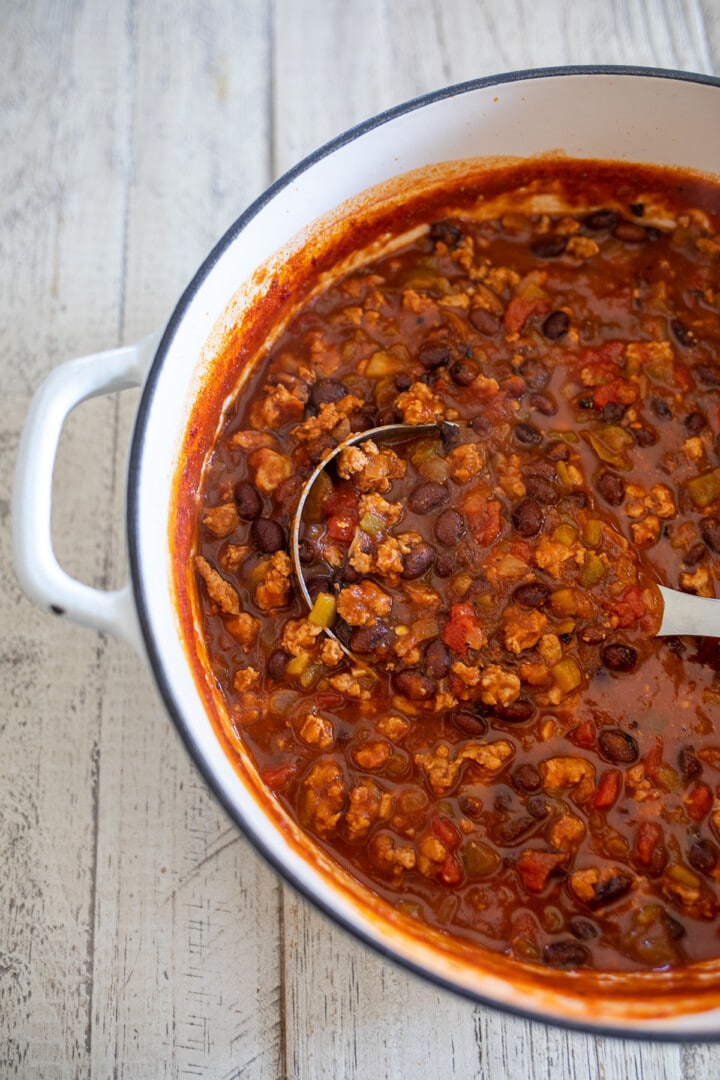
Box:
[2,2,720,1077]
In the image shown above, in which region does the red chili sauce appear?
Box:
[192,163,720,973]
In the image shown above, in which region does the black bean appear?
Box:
[340,558,361,584]
[234,480,263,520]
[394,372,413,391]
[512,763,542,793]
[251,517,286,553]
[524,475,559,506]
[561,491,588,510]
[593,873,633,906]
[267,649,289,681]
[470,415,493,437]
[518,358,551,390]
[418,342,452,370]
[306,574,334,601]
[678,745,702,781]
[546,440,569,461]
[602,643,637,673]
[701,517,720,553]
[634,427,658,447]
[469,307,501,336]
[450,360,478,387]
[651,396,672,419]
[297,539,315,566]
[685,411,707,434]
[434,508,464,547]
[307,433,338,464]
[685,542,707,567]
[514,421,543,446]
[309,378,346,408]
[430,220,462,248]
[542,310,570,340]
[585,209,618,230]
[671,319,695,347]
[596,471,625,506]
[530,392,557,416]
[598,728,639,764]
[273,475,303,519]
[425,638,450,679]
[542,941,590,968]
[600,402,627,423]
[496,699,535,724]
[511,497,544,537]
[513,581,550,609]
[375,407,398,427]
[536,463,563,486]
[689,839,717,874]
[439,421,461,452]
[401,542,435,579]
[434,553,455,577]
[449,708,487,736]
[694,363,720,388]
[526,795,551,819]
[530,236,567,258]
[349,409,376,434]
[409,481,450,515]
[393,669,437,701]
[496,814,535,845]
[350,622,390,655]
[459,795,483,819]
[613,221,650,243]
[569,917,598,941]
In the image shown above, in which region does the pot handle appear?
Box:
[12,330,162,654]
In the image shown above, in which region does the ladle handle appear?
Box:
[657,584,720,637]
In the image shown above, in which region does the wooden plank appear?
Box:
[1,1,132,1077]
[86,2,284,1078]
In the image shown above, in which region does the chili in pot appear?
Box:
[188,160,720,974]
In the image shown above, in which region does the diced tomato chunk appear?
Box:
[326,514,357,542]
[504,296,549,333]
[439,855,463,887]
[322,487,359,519]
[442,602,485,653]
[593,769,621,810]
[580,341,625,368]
[261,762,297,791]
[516,849,567,892]
[593,377,637,408]
[685,783,713,823]
[570,719,596,750]
[611,586,647,628]
[432,816,461,851]
[634,821,663,867]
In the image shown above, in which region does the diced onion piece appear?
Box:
[309,592,337,628]
[552,656,583,694]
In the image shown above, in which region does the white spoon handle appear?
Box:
[657,585,720,637]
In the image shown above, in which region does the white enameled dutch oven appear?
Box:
[13,67,720,1038]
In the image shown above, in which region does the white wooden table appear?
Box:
[4,2,720,1076]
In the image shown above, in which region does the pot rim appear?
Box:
[127,64,720,1040]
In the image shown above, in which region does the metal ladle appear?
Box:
[290,422,720,646]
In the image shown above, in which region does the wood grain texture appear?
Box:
[3,1,720,1078]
